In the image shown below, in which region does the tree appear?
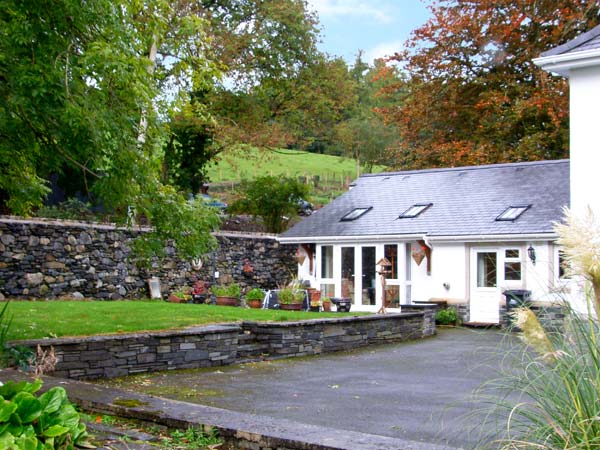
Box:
[0,0,221,261]
[229,176,309,233]
[377,0,600,170]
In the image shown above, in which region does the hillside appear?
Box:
[207,148,387,206]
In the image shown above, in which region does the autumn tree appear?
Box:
[378,0,600,170]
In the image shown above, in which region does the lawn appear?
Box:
[4,300,364,341]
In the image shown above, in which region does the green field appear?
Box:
[4,300,365,341]
[207,148,387,205]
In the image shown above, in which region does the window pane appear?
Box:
[559,251,570,279]
[504,262,521,280]
[384,285,400,308]
[505,249,519,259]
[321,246,333,278]
[384,245,398,279]
[477,252,497,287]
[362,247,376,305]
[320,283,335,298]
[341,247,355,303]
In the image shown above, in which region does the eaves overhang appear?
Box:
[533,48,600,77]
[278,232,558,245]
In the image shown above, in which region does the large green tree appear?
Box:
[377,0,600,170]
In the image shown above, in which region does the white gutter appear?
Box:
[533,48,600,77]
[278,232,556,245]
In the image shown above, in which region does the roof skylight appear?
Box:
[496,205,531,221]
[398,203,432,219]
[340,207,372,222]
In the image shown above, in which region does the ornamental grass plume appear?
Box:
[555,206,600,317]
[511,307,555,363]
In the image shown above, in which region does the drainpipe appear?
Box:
[421,235,433,276]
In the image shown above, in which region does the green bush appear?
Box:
[245,288,265,301]
[435,307,459,325]
[0,379,89,449]
[229,175,310,233]
[212,283,241,298]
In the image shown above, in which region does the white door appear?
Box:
[470,250,500,324]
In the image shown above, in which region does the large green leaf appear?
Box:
[55,404,79,430]
[14,393,42,424]
[42,424,69,438]
[0,401,17,422]
[14,435,38,450]
[0,430,16,447]
[39,387,66,415]
[0,380,41,401]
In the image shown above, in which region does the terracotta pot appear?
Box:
[216,296,239,306]
[309,290,321,303]
[168,294,184,303]
[322,302,332,312]
[246,299,263,309]
[280,303,303,311]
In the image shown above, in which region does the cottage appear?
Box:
[280,160,569,324]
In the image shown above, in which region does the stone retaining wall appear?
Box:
[11,311,436,380]
[0,216,295,299]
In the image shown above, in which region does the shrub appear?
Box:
[245,288,265,301]
[435,307,459,325]
[0,379,89,448]
[229,175,310,233]
[212,283,241,298]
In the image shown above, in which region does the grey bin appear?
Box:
[331,297,351,312]
[503,289,532,329]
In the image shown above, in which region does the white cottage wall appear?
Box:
[426,243,468,303]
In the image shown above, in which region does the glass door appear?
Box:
[361,247,376,306]
[341,247,356,304]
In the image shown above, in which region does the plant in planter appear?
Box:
[278,287,305,311]
[168,286,192,303]
[245,288,265,309]
[309,299,321,312]
[212,283,241,306]
[321,296,332,312]
[435,307,460,326]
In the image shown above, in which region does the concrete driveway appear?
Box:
[102,328,523,449]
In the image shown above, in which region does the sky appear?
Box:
[306,0,432,65]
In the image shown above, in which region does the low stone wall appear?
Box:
[0,216,295,299]
[11,311,436,380]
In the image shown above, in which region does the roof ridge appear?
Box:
[360,159,569,179]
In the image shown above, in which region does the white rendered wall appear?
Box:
[426,243,467,303]
[569,65,600,217]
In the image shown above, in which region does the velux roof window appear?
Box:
[340,207,372,221]
[398,203,432,219]
[496,205,531,221]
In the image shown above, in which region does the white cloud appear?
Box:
[307,0,394,24]
[364,40,404,63]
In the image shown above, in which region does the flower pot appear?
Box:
[322,302,332,312]
[280,303,303,311]
[247,299,263,309]
[168,294,184,303]
[216,296,239,306]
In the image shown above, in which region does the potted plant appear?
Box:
[245,288,265,309]
[309,299,321,312]
[278,287,305,311]
[168,286,192,303]
[212,282,241,306]
[321,296,332,312]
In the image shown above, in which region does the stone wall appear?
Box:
[11,312,435,380]
[0,216,295,299]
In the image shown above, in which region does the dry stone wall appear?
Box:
[0,217,295,299]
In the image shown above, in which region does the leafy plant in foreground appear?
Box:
[0,379,89,449]
[435,307,459,325]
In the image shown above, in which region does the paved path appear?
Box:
[102,328,523,449]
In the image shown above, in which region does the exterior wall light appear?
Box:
[527,245,536,265]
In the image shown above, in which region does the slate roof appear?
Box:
[541,24,600,57]
[281,160,569,241]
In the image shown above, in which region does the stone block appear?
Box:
[184,350,209,362]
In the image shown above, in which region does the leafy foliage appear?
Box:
[163,427,221,450]
[212,283,241,298]
[0,379,89,449]
[378,0,600,170]
[229,176,309,233]
[245,288,266,301]
[435,307,459,325]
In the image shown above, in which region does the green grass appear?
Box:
[4,300,365,341]
[207,148,387,183]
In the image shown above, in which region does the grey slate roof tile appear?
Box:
[541,24,600,57]
[281,160,569,240]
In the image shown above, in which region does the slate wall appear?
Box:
[11,312,435,380]
[0,217,295,299]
